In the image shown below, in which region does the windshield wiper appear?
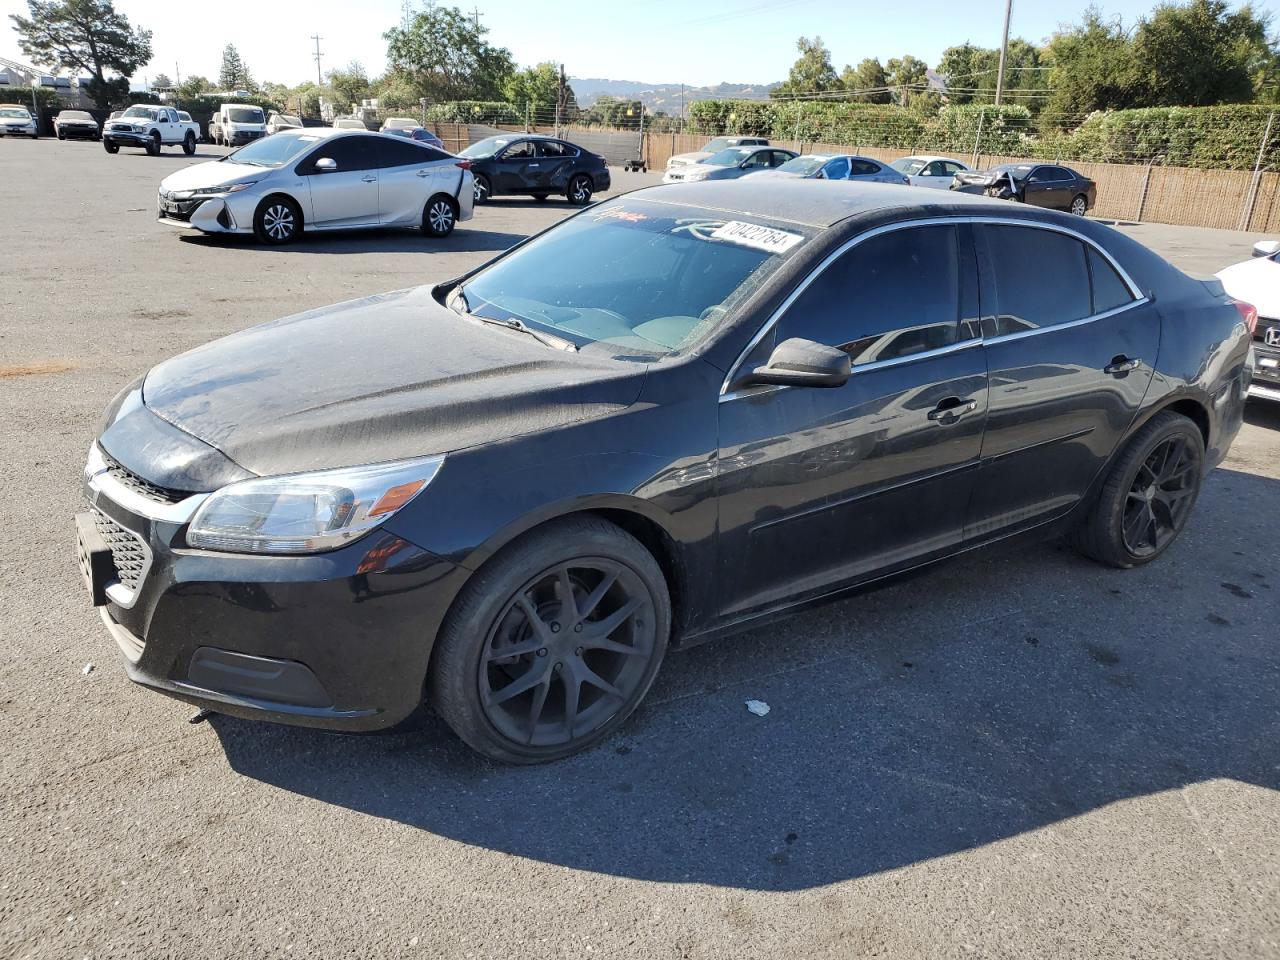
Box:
[473,314,578,352]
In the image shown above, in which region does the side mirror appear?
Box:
[314,157,337,173]
[1252,240,1280,258]
[745,338,851,389]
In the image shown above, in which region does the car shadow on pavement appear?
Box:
[178,228,527,255]
[1245,399,1280,430]
[211,467,1280,892]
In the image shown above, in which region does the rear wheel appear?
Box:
[182,132,196,156]
[1070,193,1088,216]
[473,173,491,204]
[421,195,457,238]
[567,174,593,205]
[430,516,671,763]
[253,196,301,245]
[1069,411,1205,568]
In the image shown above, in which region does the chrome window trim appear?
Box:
[719,214,1145,400]
[85,443,209,524]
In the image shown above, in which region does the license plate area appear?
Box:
[75,511,114,606]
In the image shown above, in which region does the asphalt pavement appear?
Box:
[1,138,1278,959]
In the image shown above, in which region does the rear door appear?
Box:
[967,221,1159,540]
[716,222,988,618]
[375,136,450,225]
[535,140,576,190]
[299,135,380,228]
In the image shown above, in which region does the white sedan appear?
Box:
[1217,240,1280,401]
[890,155,970,189]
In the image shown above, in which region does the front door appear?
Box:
[716,222,989,619]
[967,222,1160,540]
[302,135,380,228]
[494,140,539,192]
[1023,167,1072,210]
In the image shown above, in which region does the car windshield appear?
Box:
[60,111,92,121]
[776,156,830,176]
[457,199,811,358]
[994,164,1034,177]
[227,108,264,123]
[459,136,510,158]
[227,131,322,167]
[1,107,30,118]
[890,157,929,175]
[703,147,752,166]
[122,107,157,120]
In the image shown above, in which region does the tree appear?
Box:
[327,61,371,114]
[886,55,929,107]
[383,4,515,102]
[840,58,890,103]
[151,71,172,90]
[938,39,1049,109]
[176,74,212,100]
[9,0,152,108]
[219,44,253,91]
[1043,9,1142,124]
[503,62,566,121]
[1132,0,1273,106]
[290,81,326,118]
[772,36,840,97]
[586,95,641,128]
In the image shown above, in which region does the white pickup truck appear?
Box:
[103,105,199,156]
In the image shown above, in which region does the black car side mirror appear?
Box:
[746,338,851,388]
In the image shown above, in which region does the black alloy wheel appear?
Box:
[1069,411,1204,568]
[430,517,670,763]
[567,174,593,205]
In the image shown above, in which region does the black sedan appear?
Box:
[459,133,610,205]
[952,162,1097,215]
[78,181,1251,762]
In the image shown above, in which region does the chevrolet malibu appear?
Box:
[156,128,473,243]
[78,180,1251,763]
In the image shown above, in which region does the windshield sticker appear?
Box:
[709,220,804,254]
[593,208,650,223]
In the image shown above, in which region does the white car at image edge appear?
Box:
[1217,239,1280,401]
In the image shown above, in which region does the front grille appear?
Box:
[1255,316,1280,346]
[101,450,187,504]
[91,509,147,593]
[158,197,206,223]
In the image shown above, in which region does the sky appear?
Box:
[1,0,1278,90]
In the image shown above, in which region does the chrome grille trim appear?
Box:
[85,444,208,523]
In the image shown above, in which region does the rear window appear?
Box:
[982,225,1091,335]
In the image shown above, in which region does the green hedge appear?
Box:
[424,101,520,124]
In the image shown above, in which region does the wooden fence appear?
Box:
[433,123,1280,234]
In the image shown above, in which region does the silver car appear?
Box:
[890,154,971,189]
[748,153,909,184]
[662,145,796,183]
[156,129,474,244]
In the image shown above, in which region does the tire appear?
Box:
[182,132,196,156]
[253,195,302,245]
[1070,193,1088,216]
[103,139,118,154]
[532,192,549,202]
[421,195,458,238]
[145,132,160,156]
[566,173,593,205]
[57,130,65,140]
[1068,411,1205,569]
[473,173,491,204]
[430,516,671,763]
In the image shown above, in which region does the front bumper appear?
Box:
[79,455,470,731]
[226,130,265,145]
[59,125,99,138]
[157,194,246,234]
[1249,337,1280,400]
[0,124,36,136]
[105,131,153,146]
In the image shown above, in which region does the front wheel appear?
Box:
[182,132,196,156]
[429,516,671,763]
[1070,193,1088,216]
[103,139,118,154]
[57,130,65,140]
[1068,411,1205,568]
[253,196,301,245]
[473,173,491,204]
[566,174,593,205]
[421,195,457,237]
[145,132,160,156]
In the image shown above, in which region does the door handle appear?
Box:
[528,163,540,168]
[927,397,978,422]
[361,175,376,183]
[1104,355,1141,375]
[415,169,431,177]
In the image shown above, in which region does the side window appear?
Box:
[1044,166,1072,181]
[1027,167,1049,182]
[776,225,963,366]
[378,137,440,167]
[770,151,791,167]
[501,141,536,160]
[925,161,947,177]
[848,159,881,176]
[943,162,963,175]
[1088,246,1136,314]
[538,141,574,157]
[981,225,1092,336]
[742,151,771,169]
[824,157,850,180]
[301,135,377,174]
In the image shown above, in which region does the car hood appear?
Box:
[160,161,268,191]
[667,151,712,167]
[1217,255,1280,317]
[138,285,648,477]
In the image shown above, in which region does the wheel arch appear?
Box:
[255,191,306,232]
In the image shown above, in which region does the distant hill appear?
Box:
[572,78,779,114]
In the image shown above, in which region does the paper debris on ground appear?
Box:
[745,699,770,717]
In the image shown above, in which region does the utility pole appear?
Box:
[311,34,324,87]
[470,6,481,30]
[994,0,1013,106]
[556,62,566,138]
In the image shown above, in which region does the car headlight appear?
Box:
[187,455,445,554]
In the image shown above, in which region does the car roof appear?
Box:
[630,178,1026,229]
[901,155,961,163]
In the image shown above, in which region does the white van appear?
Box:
[210,104,267,146]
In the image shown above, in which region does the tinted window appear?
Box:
[823,157,850,179]
[377,137,445,167]
[502,141,536,159]
[778,225,962,366]
[538,140,575,157]
[769,151,792,167]
[742,151,772,169]
[301,134,377,173]
[1043,166,1073,181]
[982,225,1091,336]
[1088,246,1134,313]
[848,159,882,176]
